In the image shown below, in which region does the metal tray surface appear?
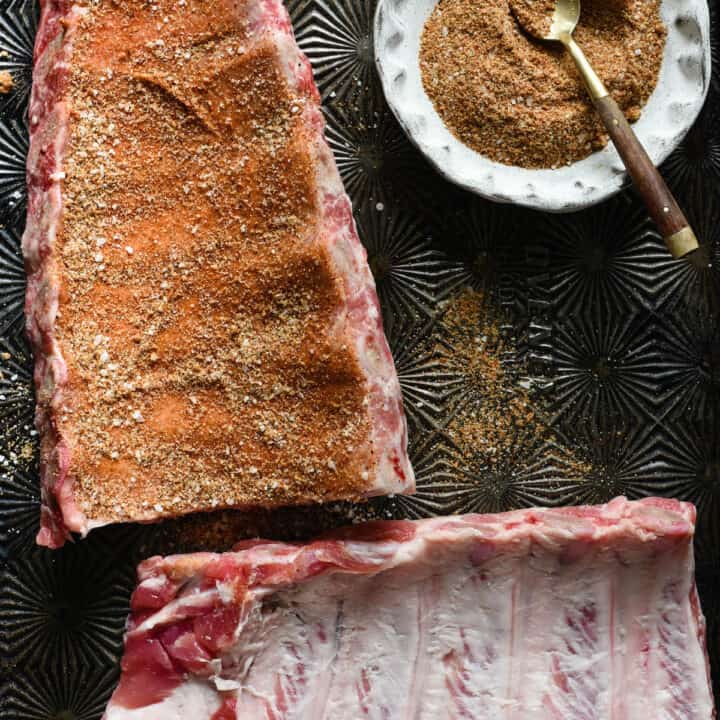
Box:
[0,0,719,715]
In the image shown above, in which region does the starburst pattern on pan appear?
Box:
[550,419,663,506]
[0,333,34,427]
[438,194,525,297]
[0,327,37,562]
[0,464,39,559]
[0,117,26,227]
[323,97,444,212]
[0,0,37,117]
[3,663,119,720]
[654,311,720,422]
[547,310,662,425]
[650,187,720,315]
[527,194,666,314]
[382,431,458,519]
[0,226,25,335]
[655,419,720,542]
[422,428,590,516]
[285,0,313,38]
[0,545,134,668]
[288,0,377,101]
[355,203,464,336]
[390,320,457,434]
[656,417,720,578]
[662,92,720,194]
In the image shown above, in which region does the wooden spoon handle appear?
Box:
[593,94,698,258]
[562,35,698,258]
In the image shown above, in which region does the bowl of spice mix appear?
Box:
[374,0,710,211]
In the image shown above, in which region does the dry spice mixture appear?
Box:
[149,287,595,546]
[0,351,38,521]
[510,0,556,39]
[437,289,592,479]
[50,0,376,523]
[420,0,667,168]
[0,71,13,95]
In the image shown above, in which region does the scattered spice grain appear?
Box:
[510,0,555,39]
[420,0,666,168]
[47,0,378,524]
[160,286,597,528]
[0,71,13,94]
[437,288,592,483]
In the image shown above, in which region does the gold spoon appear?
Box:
[511,0,699,259]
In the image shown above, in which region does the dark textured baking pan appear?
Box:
[0,0,719,715]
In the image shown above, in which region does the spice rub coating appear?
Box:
[25,0,413,548]
[510,0,556,39]
[420,0,667,168]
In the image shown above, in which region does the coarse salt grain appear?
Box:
[40,0,386,529]
[420,0,665,168]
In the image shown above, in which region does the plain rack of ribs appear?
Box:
[24,0,414,548]
[103,497,714,719]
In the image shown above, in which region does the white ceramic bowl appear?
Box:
[374,0,711,212]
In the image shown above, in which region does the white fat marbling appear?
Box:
[107,502,714,719]
[105,680,222,720]
[271,7,414,494]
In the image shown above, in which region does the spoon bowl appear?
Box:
[548,0,579,40]
[510,0,579,41]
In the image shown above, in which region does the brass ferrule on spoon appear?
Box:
[516,0,700,259]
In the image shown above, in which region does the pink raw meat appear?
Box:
[103,497,714,719]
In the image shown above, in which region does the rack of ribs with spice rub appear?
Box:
[24,0,414,548]
[103,497,714,719]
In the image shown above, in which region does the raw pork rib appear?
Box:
[24,0,413,548]
[104,497,714,719]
